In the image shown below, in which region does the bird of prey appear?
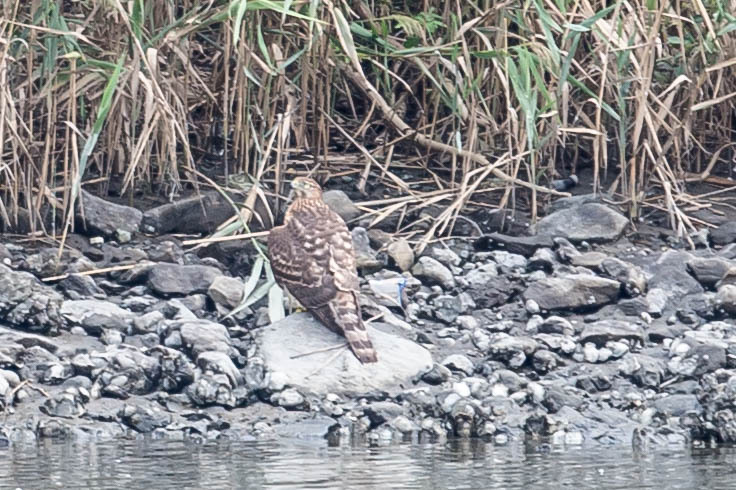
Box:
[267,177,378,363]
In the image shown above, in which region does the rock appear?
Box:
[412,257,455,289]
[576,370,612,393]
[147,263,222,296]
[77,189,142,237]
[150,346,196,392]
[0,326,60,355]
[432,293,475,323]
[672,340,727,376]
[351,227,383,271]
[538,316,575,336]
[715,285,736,314]
[653,394,703,416]
[487,333,537,368]
[322,190,361,222]
[543,385,584,413]
[465,276,517,309]
[0,243,12,264]
[525,299,541,315]
[178,320,232,358]
[429,247,462,267]
[367,229,393,249]
[548,193,602,213]
[60,299,134,335]
[132,311,165,335]
[553,237,581,262]
[688,257,733,288]
[367,277,407,308]
[145,241,183,264]
[710,221,736,246]
[116,229,132,243]
[441,354,475,376]
[421,363,452,384]
[618,354,666,388]
[600,258,647,297]
[96,346,161,396]
[186,373,235,407]
[390,415,417,434]
[58,274,106,299]
[387,239,414,271]
[196,351,243,387]
[532,349,561,373]
[533,202,628,243]
[0,264,64,333]
[257,313,432,395]
[490,251,528,271]
[579,320,646,347]
[100,328,123,345]
[570,251,609,268]
[275,415,337,439]
[40,391,86,419]
[207,276,245,308]
[463,263,498,287]
[474,233,555,257]
[119,403,171,433]
[718,267,736,288]
[522,274,620,311]
[649,251,704,300]
[646,288,668,317]
[273,389,307,409]
[142,191,270,235]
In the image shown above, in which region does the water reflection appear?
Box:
[0,438,735,489]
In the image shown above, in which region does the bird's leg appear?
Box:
[285,290,307,314]
[290,342,349,360]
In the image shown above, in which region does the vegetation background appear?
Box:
[1,0,736,247]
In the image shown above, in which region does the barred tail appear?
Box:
[312,292,378,364]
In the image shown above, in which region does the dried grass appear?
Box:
[1,0,735,248]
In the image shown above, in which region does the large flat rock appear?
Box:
[78,189,142,236]
[533,202,628,243]
[257,313,432,396]
[523,274,621,311]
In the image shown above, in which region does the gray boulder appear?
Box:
[147,263,222,296]
[579,320,646,347]
[78,189,142,237]
[208,276,245,308]
[323,190,361,223]
[412,256,455,289]
[178,319,232,358]
[0,264,64,333]
[256,313,432,395]
[534,202,628,243]
[60,299,134,335]
[523,274,620,311]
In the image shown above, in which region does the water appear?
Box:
[1,438,735,489]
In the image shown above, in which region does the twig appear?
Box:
[290,342,348,360]
[182,230,269,246]
[304,345,348,379]
[42,262,146,282]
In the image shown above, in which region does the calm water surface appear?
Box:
[1,438,735,489]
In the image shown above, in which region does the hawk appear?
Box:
[267,177,378,363]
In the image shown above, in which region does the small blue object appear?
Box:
[397,278,407,307]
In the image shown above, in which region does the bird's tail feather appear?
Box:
[312,293,378,364]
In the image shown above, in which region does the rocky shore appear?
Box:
[2,188,736,448]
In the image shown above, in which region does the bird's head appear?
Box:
[290,177,323,200]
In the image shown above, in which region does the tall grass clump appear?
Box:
[0,0,735,246]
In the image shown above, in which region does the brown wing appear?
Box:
[267,203,377,363]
